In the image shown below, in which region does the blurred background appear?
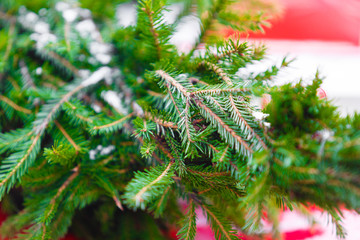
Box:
[206,0,360,116]
[247,0,360,116]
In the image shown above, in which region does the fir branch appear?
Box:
[133,162,174,203]
[113,195,124,211]
[124,161,175,210]
[155,70,190,97]
[179,99,195,146]
[229,95,268,150]
[43,165,80,224]
[0,95,32,114]
[189,0,226,55]
[196,99,252,154]
[90,113,134,134]
[214,39,246,60]
[167,83,182,115]
[219,145,229,162]
[156,186,170,212]
[2,21,15,65]
[141,4,161,59]
[190,84,250,97]
[19,60,35,88]
[0,133,41,199]
[200,204,237,240]
[34,85,84,134]
[0,129,33,154]
[54,120,81,153]
[43,51,80,76]
[201,61,233,85]
[7,77,21,91]
[154,138,174,161]
[144,112,178,129]
[207,96,226,114]
[177,199,197,240]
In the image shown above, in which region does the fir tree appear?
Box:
[0,0,359,239]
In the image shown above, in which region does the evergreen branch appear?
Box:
[76,114,93,123]
[0,133,41,199]
[184,101,193,143]
[167,83,182,115]
[0,95,32,114]
[196,99,252,154]
[190,84,249,97]
[124,161,175,210]
[54,120,81,153]
[113,195,124,211]
[34,85,84,134]
[8,76,21,91]
[177,199,197,240]
[207,96,226,114]
[42,223,46,240]
[144,112,178,129]
[214,40,246,60]
[95,155,114,167]
[201,204,237,240]
[19,60,36,88]
[141,4,161,59]
[189,0,225,55]
[154,137,173,161]
[229,95,268,150]
[156,186,170,211]
[179,99,195,146]
[133,162,173,203]
[155,70,190,97]
[201,62,233,85]
[92,114,133,130]
[90,113,133,135]
[0,67,108,199]
[43,51,80,76]
[0,129,33,154]
[150,185,171,217]
[2,21,15,64]
[219,146,229,162]
[43,165,79,224]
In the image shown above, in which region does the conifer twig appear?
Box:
[201,204,233,240]
[133,161,174,204]
[3,21,15,64]
[142,6,161,59]
[45,51,80,76]
[156,70,190,97]
[44,165,80,221]
[35,85,85,134]
[201,61,233,85]
[0,133,41,188]
[144,112,178,129]
[91,113,134,131]
[219,146,229,162]
[0,95,32,114]
[190,87,249,96]
[229,95,268,150]
[166,83,182,115]
[196,99,252,153]
[54,120,81,153]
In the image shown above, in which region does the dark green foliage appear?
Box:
[0,0,359,240]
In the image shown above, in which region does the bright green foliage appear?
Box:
[0,0,359,240]
[177,200,197,240]
[124,162,175,210]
